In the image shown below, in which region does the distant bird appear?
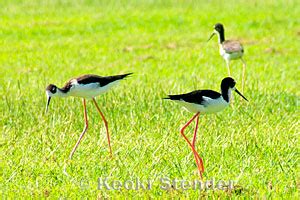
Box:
[164,77,248,179]
[208,23,247,92]
[45,73,132,160]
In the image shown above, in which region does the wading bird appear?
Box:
[208,23,247,92]
[164,77,248,179]
[45,73,132,159]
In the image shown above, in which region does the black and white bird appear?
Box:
[208,23,247,92]
[164,77,248,179]
[45,73,132,160]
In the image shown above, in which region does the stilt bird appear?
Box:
[45,73,132,159]
[164,77,248,179]
[208,23,247,92]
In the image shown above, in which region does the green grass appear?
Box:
[1,0,299,198]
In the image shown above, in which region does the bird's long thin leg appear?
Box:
[69,99,88,159]
[181,127,204,178]
[241,58,246,93]
[192,115,199,147]
[226,60,235,105]
[180,112,204,178]
[92,98,112,157]
[191,114,204,174]
[226,60,231,76]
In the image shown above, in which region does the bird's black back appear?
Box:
[77,73,133,87]
[59,73,133,93]
[164,90,221,104]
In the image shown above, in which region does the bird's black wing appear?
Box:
[164,90,221,104]
[76,73,133,87]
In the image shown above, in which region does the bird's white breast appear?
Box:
[176,96,229,114]
[68,79,119,98]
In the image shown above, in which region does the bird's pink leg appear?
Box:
[192,115,199,147]
[180,112,204,178]
[69,99,88,159]
[92,98,113,157]
[191,115,204,173]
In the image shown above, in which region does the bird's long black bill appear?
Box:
[207,32,215,42]
[235,89,248,101]
[46,96,51,113]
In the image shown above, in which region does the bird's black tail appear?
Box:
[116,72,133,80]
[163,95,182,100]
[101,73,133,86]
[109,73,133,82]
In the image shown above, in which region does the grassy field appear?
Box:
[1,0,299,198]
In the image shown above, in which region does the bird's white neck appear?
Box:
[221,88,232,103]
[227,89,232,102]
[56,89,69,97]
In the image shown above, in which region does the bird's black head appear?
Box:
[46,84,57,95]
[207,23,225,43]
[45,84,58,113]
[221,77,248,102]
[214,23,224,33]
[221,77,236,89]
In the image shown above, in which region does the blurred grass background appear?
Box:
[0,0,299,198]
